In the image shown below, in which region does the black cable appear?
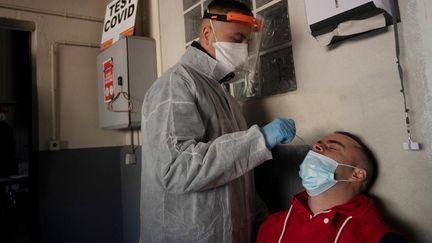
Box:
[391,0,412,142]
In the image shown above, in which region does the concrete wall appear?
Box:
[0,0,161,150]
[2,0,431,241]
[1,1,160,242]
[38,147,123,243]
[158,0,432,242]
[0,0,125,150]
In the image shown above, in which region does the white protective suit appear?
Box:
[140,43,272,243]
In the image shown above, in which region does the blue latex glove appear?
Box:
[260,118,296,149]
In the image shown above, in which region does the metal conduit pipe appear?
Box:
[50,41,100,145]
[0,3,104,23]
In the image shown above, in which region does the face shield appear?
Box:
[203,11,264,95]
[240,19,264,98]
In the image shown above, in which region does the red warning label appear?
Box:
[103,58,115,103]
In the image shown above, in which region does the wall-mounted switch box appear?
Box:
[97,36,157,129]
[125,153,136,165]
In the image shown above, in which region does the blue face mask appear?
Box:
[299,150,357,197]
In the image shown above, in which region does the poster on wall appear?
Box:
[101,0,138,50]
[103,58,115,103]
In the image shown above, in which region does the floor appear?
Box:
[0,178,33,243]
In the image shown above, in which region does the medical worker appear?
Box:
[140,0,296,242]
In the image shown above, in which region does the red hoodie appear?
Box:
[257,191,394,243]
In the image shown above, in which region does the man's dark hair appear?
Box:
[335,131,378,192]
[206,0,253,17]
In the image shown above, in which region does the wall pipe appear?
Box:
[50,43,56,141]
[50,41,100,142]
[0,3,104,23]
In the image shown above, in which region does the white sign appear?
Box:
[101,0,138,50]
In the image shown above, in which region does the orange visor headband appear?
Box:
[203,10,262,32]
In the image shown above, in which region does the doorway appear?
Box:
[0,17,38,243]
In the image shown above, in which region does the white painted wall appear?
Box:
[157,0,432,242]
[244,1,432,241]
[157,0,185,71]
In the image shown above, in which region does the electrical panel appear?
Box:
[97,36,156,129]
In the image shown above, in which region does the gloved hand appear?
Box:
[260,118,296,149]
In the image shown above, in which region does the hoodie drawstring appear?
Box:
[277,205,293,243]
[277,205,353,243]
[334,216,352,243]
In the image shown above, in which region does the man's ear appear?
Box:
[201,22,213,47]
[351,168,367,182]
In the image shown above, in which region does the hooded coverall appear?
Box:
[140,42,272,242]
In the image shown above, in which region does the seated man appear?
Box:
[257,131,404,243]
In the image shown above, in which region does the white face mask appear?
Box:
[210,20,249,71]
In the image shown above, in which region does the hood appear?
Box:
[180,44,234,83]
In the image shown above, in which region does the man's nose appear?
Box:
[312,143,324,153]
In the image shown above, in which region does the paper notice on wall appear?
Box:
[315,13,386,46]
[101,0,138,51]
